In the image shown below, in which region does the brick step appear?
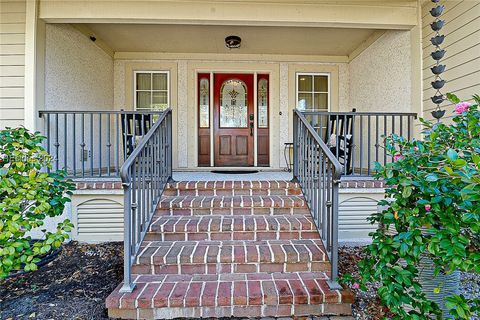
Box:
[155,195,308,217]
[165,181,301,197]
[106,272,353,319]
[155,206,311,216]
[158,195,307,209]
[132,239,329,275]
[145,214,320,241]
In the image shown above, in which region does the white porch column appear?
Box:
[24,0,45,131]
[279,63,289,169]
[177,60,188,168]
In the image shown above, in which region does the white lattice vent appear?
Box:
[75,198,123,242]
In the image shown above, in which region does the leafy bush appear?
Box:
[0,127,74,278]
[348,94,480,319]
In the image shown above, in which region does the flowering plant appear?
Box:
[347,94,480,319]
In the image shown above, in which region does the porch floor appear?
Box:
[106,180,353,319]
[172,170,293,181]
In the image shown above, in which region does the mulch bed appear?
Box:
[1,242,477,319]
[0,242,123,320]
[338,246,392,320]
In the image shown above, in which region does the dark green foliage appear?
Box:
[346,94,480,319]
[0,127,75,278]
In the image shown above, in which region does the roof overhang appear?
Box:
[39,0,419,30]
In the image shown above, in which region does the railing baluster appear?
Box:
[322,147,327,240]
[408,115,413,141]
[81,113,85,178]
[63,113,67,171]
[400,115,404,137]
[120,168,133,293]
[334,115,339,160]
[383,115,387,166]
[90,113,94,177]
[351,113,356,176]
[359,115,363,175]
[319,114,324,141]
[330,172,340,285]
[367,115,371,175]
[72,114,76,177]
[107,113,111,176]
[375,115,379,164]
[99,113,102,177]
[55,113,59,171]
[392,115,395,137]
[116,114,120,175]
[46,114,51,173]
[342,114,347,175]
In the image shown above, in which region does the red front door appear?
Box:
[213,73,254,166]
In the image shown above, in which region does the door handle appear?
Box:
[250,122,254,136]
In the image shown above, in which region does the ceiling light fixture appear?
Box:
[225,35,241,49]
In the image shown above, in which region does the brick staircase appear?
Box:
[106,181,353,319]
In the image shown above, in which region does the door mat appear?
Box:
[211,170,259,174]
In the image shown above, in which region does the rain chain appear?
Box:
[429,0,446,121]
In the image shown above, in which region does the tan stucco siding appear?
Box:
[43,23,114,170]
[114,57,350,170]
[44,24,113,112]
[349,30,412,113]
[0,0,26,128]
[422,1,480,121]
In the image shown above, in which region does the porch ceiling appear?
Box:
[84,23,379,56]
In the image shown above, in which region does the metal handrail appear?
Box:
[293,109,343,290]
[299,110,417,176]
[301,110,417,116]
[39,110,165,115]
[294,111,343,177]
[37,110,164,178]
[119,108,172,293]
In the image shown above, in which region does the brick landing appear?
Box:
[106,181,353,319]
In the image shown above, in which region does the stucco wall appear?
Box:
[114,58,349,170]
[35,23,114,235]
[43,23,115,173]
[348,30,412,113]
[45,24,113,111]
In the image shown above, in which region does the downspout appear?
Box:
[429,0,446,121]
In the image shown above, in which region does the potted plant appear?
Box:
[344,94,480,319]
[0,127,75,279]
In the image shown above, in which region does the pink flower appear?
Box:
[425,204,431,212]
[352,283,360,289]
[394,154,404,161]
[414,146,419,151]
[454,101,471,114]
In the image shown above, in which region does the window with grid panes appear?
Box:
[296,73,329,111]
[134,71,169,111]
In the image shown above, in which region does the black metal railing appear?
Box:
[301,111,417,177]
[293,110,343,289]
[38,110,164,178]
[119,109,172,293]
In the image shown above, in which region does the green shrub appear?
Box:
[346,94,480,319]
[0,127,75,278]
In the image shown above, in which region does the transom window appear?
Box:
[134,71,169,111]
[296,73,330,111]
